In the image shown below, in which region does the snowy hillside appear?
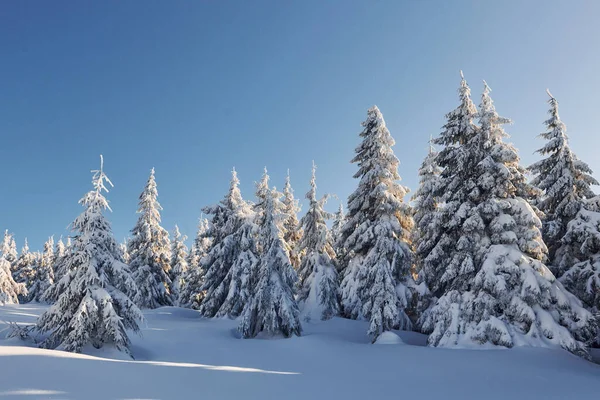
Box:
[0,304,598,400]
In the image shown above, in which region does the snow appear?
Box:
[0,304,599,399]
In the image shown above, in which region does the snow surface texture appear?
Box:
[0,304,599,400]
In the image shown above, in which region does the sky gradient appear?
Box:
[1,0,599,250]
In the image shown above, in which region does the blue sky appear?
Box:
[1,1,599,250]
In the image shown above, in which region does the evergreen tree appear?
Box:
[170,225,189,302]
[52,237,67,283]
[0,232,26,304]
[297,162,339,321]
[199,169,259,317]
[2,231,18,270]
[419,71,479,299]
[558,196,600,344]
[282,171,302,269]
[419,79,596,358]
[331,203,346,266]
[179,217,211,309]
[119,239,130,264]
[13,239,35,301]
[187,216,212,269]
[128,168,173,309]
[529,91,598,274]
[239,182,301,338]
[29,237,55,303]
[36,156,142,355]
[338,106,416,341]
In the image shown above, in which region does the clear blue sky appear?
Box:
[1,1,599,250]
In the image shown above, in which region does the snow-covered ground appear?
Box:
[0,304,598,400]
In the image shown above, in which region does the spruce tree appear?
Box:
[199,169,258,317]
[419,79,596,358]
[36,156,142,355]
[282,171,302,269]
[0,232,26,304]
[13,239,35,301]
[170,225,189,303]
[338,105,416,341]
[331,203,346,266]
[128,168,173,309]
[239,182,301,338]
[29,237,55,303]
[558,196,600,344]
[297,162,339,321]
[529,91,598,274]
[179,217,211,309]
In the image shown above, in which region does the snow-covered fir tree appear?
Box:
[419,71,479,299]
[12,239,36,300]
[179,217,211,309]
[338,105,416,342]
[169,225,188,302]
[198,169,259,317]
[239,182,301,338]
[411,138,442,273]
[119,240,130,264]
[419,79,596,358]
[529,91,598,274]
[2,231,18,270]
[331,203,346,265]
[281,171,302,269]
[558,196,600,344]
[36,156,142,355]
[0,232,26,304]
[52,237,67,283]
[297,162,339,321]
[187,216,211,269]
[28,237,55,303]
[128,168,173,309]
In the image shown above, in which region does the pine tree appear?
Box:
[170,225,189,302]
[338,106,416,341]
[119,240,130,264]
[419,79,596,358]
[0,232,26,304]
[297,162,339,321]
[282,171,302,269]
[52,237,67,283]
[331,203,346,266]
[28,237,55,303]
[558,196,600,344]
[36,157,142,355]
[239,182,301,338]
[128,168,173,309]
[529,91,598,274]
[179,217,211,309]
[13,239,35,301]
[198,169,259,317]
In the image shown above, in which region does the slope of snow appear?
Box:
[0,304,598,399]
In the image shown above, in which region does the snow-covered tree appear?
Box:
[198,169,258,317]
[13,239,36,300]
[419,72,479,299]
[28,237,55,303]
[0,232,26,304]
[297,162,339,321]
[411,139,442,272]
[239,182,301,338]
[187,216,212,269]
[558,196,600,344]
[52,237,67,283]
[282,171,302,269]
[119,240,130,264]
[2,231,18,270]
[36,156,142,355]
[337,105,416,341]
[419,79,596,358]
[170,225,188,302]
[529,91,598,274]
[179,217,211,309]
[128,168,173,309]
